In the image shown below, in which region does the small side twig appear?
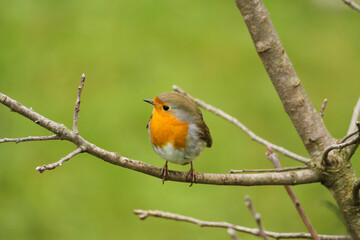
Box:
[36,147,83,173]
[340,130,360,143]
[343,0,360,12]
[73,73,86,135]
[229,166,308,174]
[266,147,320,240]
[352,179,360,206]
[245,196,269,240]
[319,99,328,118]
[227,228,240,240]
[323,130,360,163]
[0,135,59,143]
[133,209,351,240]
[173,85,309,164]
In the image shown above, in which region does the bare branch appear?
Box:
[0,135,59,143]
[227,228,240,240]
[341,130,359,143]
[133,209,351,240]
[347,97,360,135]
[319,99,328,118]
[266,147,320,240]
[229,166,308,174]
[36,147,84,173]
[73,73,86,134]
[245,196,269,240]
[343,0,360,12]
[173,85,309,164]
[0,91,319,186]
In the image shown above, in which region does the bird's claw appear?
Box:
[160,161,169,184]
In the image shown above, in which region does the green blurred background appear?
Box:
[0,0,359,239]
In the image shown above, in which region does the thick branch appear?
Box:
[133,209,351,240]
[0,91,319,186]
[235,0,334,158]
[352,179,360,206]
[173,85,309,164]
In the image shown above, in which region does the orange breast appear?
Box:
[149,108,189,149]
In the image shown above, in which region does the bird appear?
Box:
[144,92,212,186]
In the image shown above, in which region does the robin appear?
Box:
[144,92,212,186]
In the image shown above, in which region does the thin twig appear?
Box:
[266,147,320,240]
[347,97,360,135]
[319,99,328,118]
[343,0,360,12]
[229,166,308,174]
[322,134,360,163]
[73,73,86,134]
[0,135,59,143]
[227,228,240,240]
[133,209,351,240]
[245,196,269,240]
[36,147,83,173]
[340,130,360,143]
[173,85,309,164]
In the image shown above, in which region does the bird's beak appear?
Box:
[143,99,155,105]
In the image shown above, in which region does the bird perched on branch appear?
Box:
[144,92,212,186]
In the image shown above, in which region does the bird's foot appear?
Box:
[160,161,169,184]
[186,162,197,187]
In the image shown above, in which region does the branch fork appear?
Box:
[322,121,360,164]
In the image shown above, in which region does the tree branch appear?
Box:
[319,99,328,118]
[227,228,240,240]
[266,147,320,240]
[323,126,360,165]
[233,1,360,234]
[36,147,84,173]
[245,196,269,240]
[352,178,360,206]
[343,0,360,12]
[0,91,319,186]
[0,135,59,143]
[347,97,360,135]
[173,85,309,164]
[229,166,308,174]
[235,0,334,158]
[73,73,85,134]
[133,209,351,240]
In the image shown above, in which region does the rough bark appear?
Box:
[235,0,360,238]
[235,0,334,158]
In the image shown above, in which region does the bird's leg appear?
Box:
[186,162,197,187]
[160,161,169,184]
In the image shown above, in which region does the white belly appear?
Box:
[149,123,206,165]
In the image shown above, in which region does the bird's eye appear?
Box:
[163,105,170,111]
